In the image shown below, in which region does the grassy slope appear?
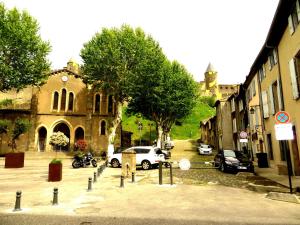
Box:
[121,102,215,142]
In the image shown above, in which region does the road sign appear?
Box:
[275,123,294,140]
[275,111,290,124]
[179,159,191,170]
[240,139,248,143]
[239,131,248,139]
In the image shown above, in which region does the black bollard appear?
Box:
[94,172,97,183]
[120,175,124,188]
[159,161,163,185]
[169,163,173,185]
[14,191,22,211]
[132,172,135,183]
[53,188,58,205]
[87,177,92,191]
[97,167,100,177]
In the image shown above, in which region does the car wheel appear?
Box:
[111,159,120,168]
[220,162,226,172]
[141,160,151,170]
[92,159,97,167]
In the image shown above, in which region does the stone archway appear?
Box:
[53,122,70,151]
[38,127,47,152]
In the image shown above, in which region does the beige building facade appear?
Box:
[0,60,120,155]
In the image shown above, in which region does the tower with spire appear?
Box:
[199,62,238,100]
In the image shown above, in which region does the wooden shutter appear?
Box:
[297,0,300,22]
[273,49,278,64]
[289,58,299,99]
[288,15,295,34]
[277,77,283,110]
[262,91,269,118]
[269,85,275,115]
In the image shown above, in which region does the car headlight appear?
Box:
[225,160,232,165]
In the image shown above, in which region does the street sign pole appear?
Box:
[283,140,293,194]
[275,111,293,194]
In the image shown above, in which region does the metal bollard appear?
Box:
[53,188,58,205]
[87,177,92,191]
[169,163,173,185]
[97,167,100,177]
[94,172,97,183]
[14,191,22,211]
[120,175,124,188]
[159,161,163,185]
[132,172,135,183]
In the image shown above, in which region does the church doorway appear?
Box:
[53,122,70,151]
[38,127,47,152]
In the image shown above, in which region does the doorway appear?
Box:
[53,122,70,151]
[38,127,47,152]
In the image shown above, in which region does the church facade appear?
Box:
[199,63,239,100]
[0,60,120,155]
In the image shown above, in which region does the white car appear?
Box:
[198,144,212,155]
[108,146,165,170]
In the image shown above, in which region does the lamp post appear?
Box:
[138,122,143,146]
[148,123,153,145]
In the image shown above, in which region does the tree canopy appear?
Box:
[80,25,166,142]
[127,60,198,144]
[0,3,51,92]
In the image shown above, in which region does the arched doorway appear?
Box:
[38,127,47,152]
[74,127,85,151]
[53,122,70,151]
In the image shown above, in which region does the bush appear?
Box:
[75,139,87,151]
[50,158,62,164]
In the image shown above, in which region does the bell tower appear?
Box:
[204,63,218,96]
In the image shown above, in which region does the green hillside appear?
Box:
[121,101,215,142]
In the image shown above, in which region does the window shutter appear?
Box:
[289,58,299,99]
[262,91,269,118]
[253,80,256,96]
[273,49,278,64]
[269,85,275,115]
[277,77,283,110]
[288,15,295,34]
[268,56,272,70]
[297,0,300,22]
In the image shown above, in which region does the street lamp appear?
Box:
[249,105,260,114]
[138,122,143,146]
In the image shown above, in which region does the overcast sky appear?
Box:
[3,0,280,84]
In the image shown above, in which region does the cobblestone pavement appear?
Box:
[142,140,289,192]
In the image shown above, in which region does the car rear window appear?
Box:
[134,148,150,154]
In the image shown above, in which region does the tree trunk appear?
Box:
[108,101,122,148]
[156,124,163,149]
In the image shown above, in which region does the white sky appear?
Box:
[2,0,279,84]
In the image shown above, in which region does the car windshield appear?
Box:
[223,150,236,157]
[201,145,210,148]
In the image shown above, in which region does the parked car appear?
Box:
[214,149,254,173]
[198,144,212,155]
[108,146,165,170]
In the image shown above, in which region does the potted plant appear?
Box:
[48,132,69,182]
[48,158,62,182]
[0,118,31,168]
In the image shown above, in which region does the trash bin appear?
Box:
[256,153,269,168]
[121,149,136,177]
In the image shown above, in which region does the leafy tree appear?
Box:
[80,25,166,144]
[127,60,198,147]
[0,3,51,92]
[0,118,31,152]
[199,96,216,107]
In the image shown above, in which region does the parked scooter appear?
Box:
[72,152,97,168]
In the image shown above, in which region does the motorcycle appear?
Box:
[72,152,97,168]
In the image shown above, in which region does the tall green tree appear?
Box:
[127,60,198,147]
[0,3,51,92]
[80,25,166,144]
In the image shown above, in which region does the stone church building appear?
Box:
[0,60,120,155]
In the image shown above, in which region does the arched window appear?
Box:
[68,92,74,111]
[61,89,66,111]
[108,95,113,114]
[95,94,100,113]
[53,92,59,110]
[100,120,106,135]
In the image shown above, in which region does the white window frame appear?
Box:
[262,91,269,118]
